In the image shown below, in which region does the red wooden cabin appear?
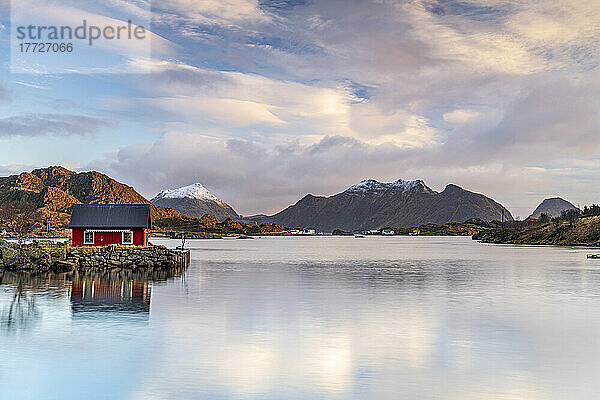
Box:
[69,204,151,247]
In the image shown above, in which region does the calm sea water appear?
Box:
[1,236,600,399]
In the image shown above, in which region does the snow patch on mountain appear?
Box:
[345,179,431,194]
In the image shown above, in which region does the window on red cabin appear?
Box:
[122,231,133,245]
[84,231,94,244]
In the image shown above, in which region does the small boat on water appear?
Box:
[587,254,600,259]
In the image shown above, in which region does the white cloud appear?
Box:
[13,81,48,90]
[0,114,113,137]
[508,1,600,46]
[149,96,286,127]
[7,0,600,218]
[115,62,443,149]
[154,0,269,26]
[402,2,545,75]
[11,0,173,74]
[443,109,482,124]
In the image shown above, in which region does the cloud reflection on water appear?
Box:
[2,237,600,399]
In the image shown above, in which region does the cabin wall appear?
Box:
[72,228,84,247]
[71,228,146,247]
[94,231,123,246]
[133,229,147,246]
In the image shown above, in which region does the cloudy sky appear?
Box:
[0,0,599,217]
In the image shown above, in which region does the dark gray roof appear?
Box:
[69,204,151,229]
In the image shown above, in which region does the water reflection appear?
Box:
[0,280,40,335]
[70,278,151,318]
[0,266,187,328]
[3,238,600,399]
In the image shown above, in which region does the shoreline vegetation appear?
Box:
[473,209,600,247]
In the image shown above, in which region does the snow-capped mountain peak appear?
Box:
[153,183,226,205]
[151,183,240,220]
[345,179,432,195]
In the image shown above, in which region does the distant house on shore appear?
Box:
[33,222,52,231]
[289,229,316,236]
[69,204,151,247]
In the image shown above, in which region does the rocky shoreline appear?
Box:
[0,239,190,272]
[472,216,600,247]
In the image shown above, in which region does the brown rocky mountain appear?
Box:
[259,179,513,232]
[0,166,184,224]
[0,166,285,235]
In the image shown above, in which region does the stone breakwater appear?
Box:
[66,245,190,269]
[0,239,190,272]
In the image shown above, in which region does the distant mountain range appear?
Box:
[151,183,239,221]
[257,179,513,231]
[0,168,517,234]
[528,197,579,219]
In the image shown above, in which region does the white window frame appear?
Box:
[83,230,94,245]
[122,230,134,245]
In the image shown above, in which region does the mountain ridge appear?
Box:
[528,197,579,219]
[258,178,513,231]
[0,166,287,235]
[0,166,184,223]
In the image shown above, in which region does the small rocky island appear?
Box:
[0,239,190,272]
